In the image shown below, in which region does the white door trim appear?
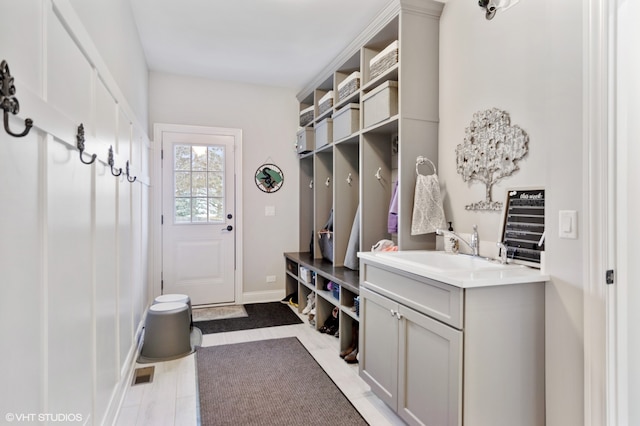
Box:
[609,1,638,424]
[583,0,617,424]
[151,123,243,305]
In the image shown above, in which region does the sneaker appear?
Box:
[302,293,315,314]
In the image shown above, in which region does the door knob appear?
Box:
[222,225,233,231]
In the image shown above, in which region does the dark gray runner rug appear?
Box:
[196,337,368,426]
[195,302,302,334]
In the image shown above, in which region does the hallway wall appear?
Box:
[0,1,150,424]
[438,1,584,424]
[149,72,300,302]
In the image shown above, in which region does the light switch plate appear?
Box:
[559,210,578,239]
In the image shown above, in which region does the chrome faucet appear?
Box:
[496,242,508,264]
[436,224,480,256]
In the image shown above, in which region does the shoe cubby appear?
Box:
[284,252,360,356]
[339,313,359,361]
[340,287,359,321]
[315,274,334,304]
[298,284,313,316]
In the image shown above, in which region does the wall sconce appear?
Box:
[478,0,520,20]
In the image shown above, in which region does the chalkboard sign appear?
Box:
[500,188,545,268]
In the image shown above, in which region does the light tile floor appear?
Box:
[116,308,404,426]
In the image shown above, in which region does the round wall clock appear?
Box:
[255,163,284,193]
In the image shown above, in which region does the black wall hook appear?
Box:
[76,123,96,165]
[126,160,137,183]
[1,60,33,138]
[108,146,122,176]
[478,0,497,19]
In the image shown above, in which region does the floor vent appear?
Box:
[132,366,155,386]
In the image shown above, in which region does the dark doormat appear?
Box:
[196,337,368,425]
[195,302,302,334]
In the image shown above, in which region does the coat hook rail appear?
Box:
[1,60,34,138]
[126,160,136,183]
[108,146,122,176]
[76,123,96,165]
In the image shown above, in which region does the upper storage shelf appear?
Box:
[294,0,444,259]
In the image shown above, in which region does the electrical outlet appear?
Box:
[266,275,276,283]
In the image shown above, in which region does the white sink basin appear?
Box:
[373,250,520,272]
[358,250,549,288]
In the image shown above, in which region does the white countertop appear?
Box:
[358,250,549,288]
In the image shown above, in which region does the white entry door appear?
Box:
[161,128,239,305]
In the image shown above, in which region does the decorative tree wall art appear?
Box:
[456,108,529,211]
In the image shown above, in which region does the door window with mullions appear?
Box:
[173,144,225,223]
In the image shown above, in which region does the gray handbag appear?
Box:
[318,209,334,262]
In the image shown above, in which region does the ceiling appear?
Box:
[129,0,396,91]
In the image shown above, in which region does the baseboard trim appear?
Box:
[103,314,147,425]
[241,289,285,305]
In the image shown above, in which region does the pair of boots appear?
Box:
[320,306,339,336]
[340,324,359,364]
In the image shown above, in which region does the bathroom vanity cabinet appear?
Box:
[359,258,546,426]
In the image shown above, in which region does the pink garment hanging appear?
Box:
[388,180,399,234]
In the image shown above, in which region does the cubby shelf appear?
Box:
[289,0,443,358]
[296,2,443,259]
[284,252,360,356]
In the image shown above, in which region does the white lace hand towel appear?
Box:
[411,173,446,235]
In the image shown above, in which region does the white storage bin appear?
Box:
[362,81,398,128]
[333,103,360,141]
[299,266,312,283]
[296,127,315,153]
[315,118,333,148]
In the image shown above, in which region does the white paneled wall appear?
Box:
[0,0,150,424]
[0,128,45,417]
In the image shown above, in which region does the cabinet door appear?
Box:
[359,287,400,409]
[398,305,463,426]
